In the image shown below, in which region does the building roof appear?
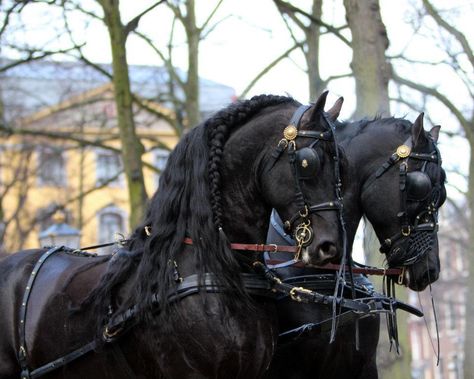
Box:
[0,59,235,121]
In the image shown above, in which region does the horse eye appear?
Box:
[295,147,320,179]
[406,171,432,201]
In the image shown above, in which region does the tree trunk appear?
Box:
[184,0,200,127]
[305,0,324,100]
[99,0,148,228]
[344,0,391,119]
[344,1,411,377]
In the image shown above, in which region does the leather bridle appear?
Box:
[364,136,443,267]
[267,105,345,259]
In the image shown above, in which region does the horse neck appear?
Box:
[336,119,407,248]
[218,118,284,245]
[220,152,270,245]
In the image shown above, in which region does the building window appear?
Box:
[38,147,66,186]
[97,205,126,254]
[155,148,170,185]
[96,151,123,186]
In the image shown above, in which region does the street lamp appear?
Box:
[38,211,81,249]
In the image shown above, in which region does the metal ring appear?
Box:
[401,226,411,237]
[299,205,309,218]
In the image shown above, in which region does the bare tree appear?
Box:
[344,0,391,118]
[96,0,153,228]
[271,0,351,100]
[391,0,473,374]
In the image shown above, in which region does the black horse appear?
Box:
[264,101,446,379]
[0,93,347,378]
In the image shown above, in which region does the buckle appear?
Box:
[401,225,411,236]
[289,286,312,302]
[398,267,406,285]
[103,325,122,342]
[267,244,278,253]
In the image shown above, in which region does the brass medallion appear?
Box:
[295,223,313,245]
[301,159,308,168]
[283,125,298,141]
[396,145,411,158]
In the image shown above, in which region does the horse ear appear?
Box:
[327,97,344,121]
[412,112,428,147]
[429,125,441,143]
[308,90,329,123]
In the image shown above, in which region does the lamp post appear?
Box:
[38,211,81,249]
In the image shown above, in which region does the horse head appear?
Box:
[256,91,347,266]
[357,113,446,291]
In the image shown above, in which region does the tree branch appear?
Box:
[392,70,470,135]
[422,0,474,69]
[200,0,224,33]
[273,0,351,47]
[239,42,303,99]
[124,0,167,38]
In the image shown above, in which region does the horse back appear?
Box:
[0,248,109,377]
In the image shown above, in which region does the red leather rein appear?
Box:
[182,237,403,276]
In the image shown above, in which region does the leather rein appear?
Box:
[183,237,403,276]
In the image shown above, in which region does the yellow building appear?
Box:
[0,83,177,253]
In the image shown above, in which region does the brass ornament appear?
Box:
[301,159,308,168]
[295,222,313,246]
[283,125,298,141]
[396,145,411,158]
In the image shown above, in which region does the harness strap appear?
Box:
[184,238,403,275]
[278,293,423,343]
[253,262,370,313]
[285,201,341,231]
[18,268,272,379]
[264,258,403,276]
[18,246,64,379]
[107,272,273,332]
[28,341,97,379]
[183,237,298,253]
[297,130,333,140]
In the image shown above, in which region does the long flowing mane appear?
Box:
[85,95,296,331]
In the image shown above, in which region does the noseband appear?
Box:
[268,105,344,259]
[366,137,442,267]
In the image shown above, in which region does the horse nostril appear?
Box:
[318,241,337,259]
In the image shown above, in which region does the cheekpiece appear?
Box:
[283,125,298,141]
[396,145,411,158]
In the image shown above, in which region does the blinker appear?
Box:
[295,147,320,179]
[406,171,432,201]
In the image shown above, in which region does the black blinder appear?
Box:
[295,147,320,179]
[406,171,432,201]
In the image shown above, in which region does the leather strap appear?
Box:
[20,270,273,379]
[183,238,403,276]
[297,130,333,140]
[278,294,423,343]
[18,246,64,379]
[183,237,298,253]
[264,258,403,276]
[29,342,97,379]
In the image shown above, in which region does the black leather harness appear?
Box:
[16,246,274,378]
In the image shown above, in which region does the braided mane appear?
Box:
[85,95,295,331]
